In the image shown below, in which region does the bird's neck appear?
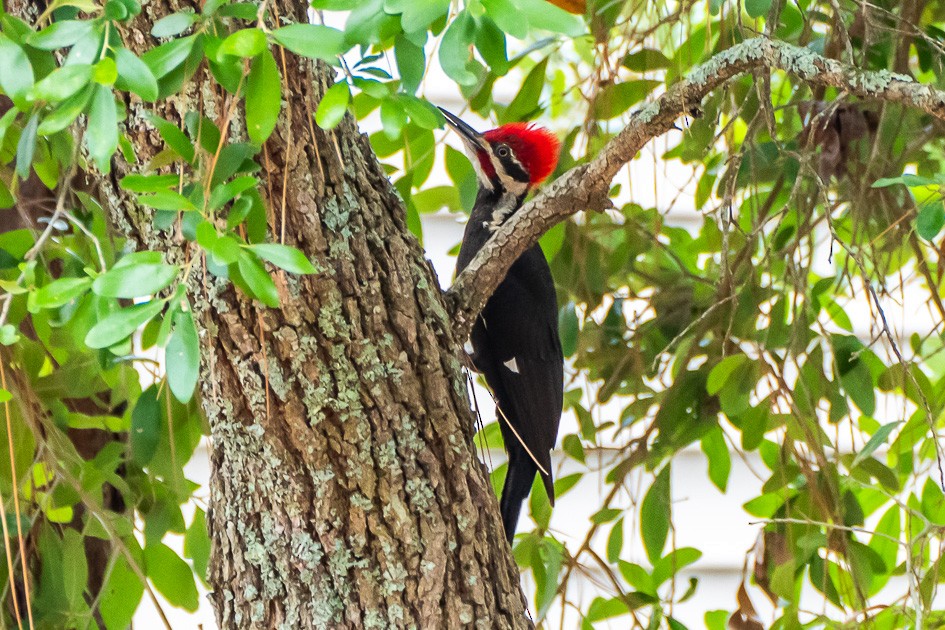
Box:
[471,185,526,233]
[456,185,527,272]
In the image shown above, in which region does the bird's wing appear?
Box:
[474,250,563,499]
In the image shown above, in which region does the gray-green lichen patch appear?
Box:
[850,68,913,92]
[634,101,661,124]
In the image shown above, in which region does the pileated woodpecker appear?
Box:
[440,108,564,543]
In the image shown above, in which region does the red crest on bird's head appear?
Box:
[483,123,560,185]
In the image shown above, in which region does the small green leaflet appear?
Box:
[92,263,178,299]
[219,28,267,58]
[28,20,93,50]
[236,250,279,307]
[0,34,34,107]
[270,23,346,61]
[37,85,94,135]
[115,47,159,102]
[245,48,281,143]
[15,112,38,179]
[31,63,93,102]
[851,421,902,468]
[439,11,477,86]
[641,466,671,563]
[30,277,92,310]
[166,310,199,403]
[144,543,199,611]
[150,11,198,38]
[85,300,165,348]
[137,190,198,212]
[86,85,119,173]
[131,385,161,465]
[315,81,350,130]
[917,201,945,240]
[147,114,195,163]
[249,244,317,274]
[745,0,772,18]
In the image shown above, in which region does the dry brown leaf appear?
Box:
[546,0,586,14]
[799,101,879,180]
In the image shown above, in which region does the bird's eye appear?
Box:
[496,145,510,157]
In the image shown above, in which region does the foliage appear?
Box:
[0,0,944,628]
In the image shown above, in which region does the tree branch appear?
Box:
[445,37,945,340]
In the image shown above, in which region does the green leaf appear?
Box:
[249,243,316,274]
[61,529,89,607]
[137,190,198,212]
[100,552,144,629]
[237,250,279,307]
[31,277,92,310]
[315,81,350,130]
[586,596,629,622]
[706,354,747,395]
[166,310,200,403]
[380,97,406,139]
[211,236,241,265]
[131,385,161,465]
[141,35,197,79]
[503,57,547,122]
[851,421,901,468]
[641,466,671,563]
[184,508,211,584]
[439,11,478,86]
[217,2,258,19]
[119,173,180,192]
[85,300,165,348]
[115,47,159,101]
[144,542,199,611]
[916,201,945,240]
[561,433,584,463]
[482,0,527,39]
[872,173,938,188]
[30,278,92,312]
[15,112,38,179]
[592,80,661,119]
[394,34,424,93]
[745,0,771,18]
[618,561,655,595]
[150,11,198,38]
[246,48,281,143]
[623,48,671,72]
[700,427,731,491]
[208,175,257,210]
[219,28,267,57]
[270,24,347,61]
[0,180,12,209]
[28,20,93,50]
[93,57,118,85]
[517,0,582,35]
[607,518,624,563]
[384,0,450,33]
[653,547,702,586]
[92,263,178,298]
[147,114,195,163]
[0,34,34,107]
[86,85,118,173]
[37,84,94,135]
[558,303,579,357]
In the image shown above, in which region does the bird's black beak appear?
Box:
[438,107,488,152]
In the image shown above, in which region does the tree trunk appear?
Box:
[7,0,531,627]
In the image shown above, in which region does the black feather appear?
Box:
[457,187,564,543]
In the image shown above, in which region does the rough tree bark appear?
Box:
[9,0,530,628]
[10,0,945,625]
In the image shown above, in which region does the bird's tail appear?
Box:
[499,451,538,544]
